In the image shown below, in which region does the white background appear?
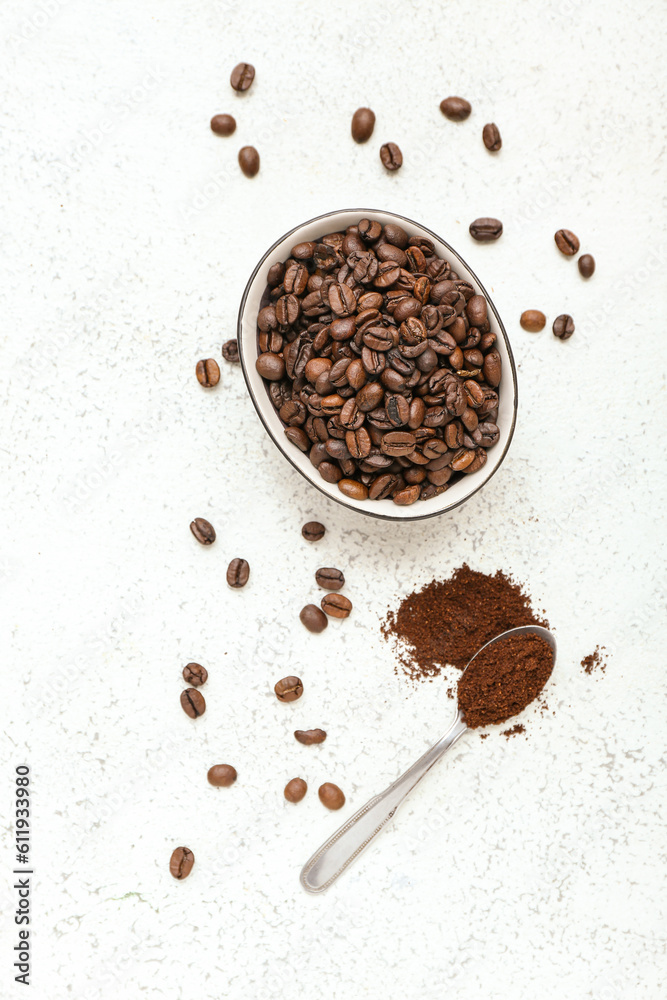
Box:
[2,1,666,998]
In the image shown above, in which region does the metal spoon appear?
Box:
[300,624,556,893]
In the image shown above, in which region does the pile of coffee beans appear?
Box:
[255,217,502,505]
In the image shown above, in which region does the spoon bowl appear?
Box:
[300,625,557,893]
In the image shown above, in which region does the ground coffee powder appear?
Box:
[581,646,606,674]
[382,564,548,678]
[457,633,554,728]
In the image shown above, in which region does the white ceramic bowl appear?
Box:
[237,208,517,521]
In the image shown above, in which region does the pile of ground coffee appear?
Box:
[382,564,548,678]
[457,633,554,728]
[581,646,606,674]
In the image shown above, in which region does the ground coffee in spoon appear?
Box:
[457,632,554,728]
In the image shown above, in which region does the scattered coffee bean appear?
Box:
[380,142,402,171]
[439,96,471,121]
[196,358,220,387]
[469,217,503,242]
[274,676,304,702]
[553,314,575,340]
[226,558,250,588]
[230,62,255,92]
[318,782,345,810]
[482,123,502,151]
[554,229,580,256]
[315,567,345,590]
[302,520,325,541]
[256,216,502,503]
[180,687,206,718]
[238,146,260,178]
[351,107,376,143]
[210,114,236,136]
[520,310,546,332]
[578,254,595,278]
[207,764,237,787]
[222,339,239,363]
[169,846,194,880]
[295,729,327,745]
[190,517,215,545]
[284,777,307,803]
[321,594,352,619]
[300,604,328,633]
[183,662,208,686]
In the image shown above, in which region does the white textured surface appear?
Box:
[2,1,666,998]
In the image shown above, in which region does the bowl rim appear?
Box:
[237,207,517,522]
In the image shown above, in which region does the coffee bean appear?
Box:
[190,517,215,545]
[482,123,502,151]
[351,107,376,143]
[380,142,403,171]
[469,218,503,242]
[554,229,580,256]
[274,676,304,702]
[439,96,471,121]
[578,254,595,278]
[295,729,327,745]
[226,558,249,588]
[180,688,206,718]
[255,352,285,380]
[222,339,239,363]
[170,846,194,880]
[210,114,236,136]
[315,567,345,590]
[318,782,345,809]
[207,764,237,787]
[300,604,328,633]
[302,520,325,541]
[183,662,208,686]
[284,777,307,803]
[195,358,220,387]
[392,484,420,505]
[520,310,546,332]
[338,478,369,500]
[553,314,575,340]
[230,62,255,91]
[318,461,342,484]
[238,146,260,177]
[321,593,352,618]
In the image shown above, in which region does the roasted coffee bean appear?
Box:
[315,567,345,590]
[381,430,416,456]
[321,594,352,618]
[183,662,208,687]
[222,339,239,362]
[230,62,255,91]
[255,352,285,380]
[427,467,452,486]
[226,558,249,588]
[520,310,546,332]
[439,96,471,121]
[450,448,475,471]
[300,604,328,632]
[380,142,403,170]
[170,846,194,880]
[554,229,580,256]
[190,517,215,545]
[207,765,237,787]
[477,421,500,447]
[295,729,327,745]
[274,676,303,702]
[318,782,345,809]
[210,113,236,136]
[181,687,206,718]
[238,146,259,177]
[392,484,421,505]
[318,461,342,484]
[302,520,325,541]
[466,295,487,327]
[284,777,308,802]
[482,123,502,151]
[463,448,488,474]
[345,426,372,459]
[469,217,503,242]
[338,478,368,500]
[196,358,220,387]
[351,107,376,143]
[358,218,382,243]
[383,222,409,248]
[386,394,410,426]
[553,314,575,340]
[483,350,502,387]
[578,254,595,278]
[285,427,309,451]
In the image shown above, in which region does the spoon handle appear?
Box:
[300,711,468,893]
